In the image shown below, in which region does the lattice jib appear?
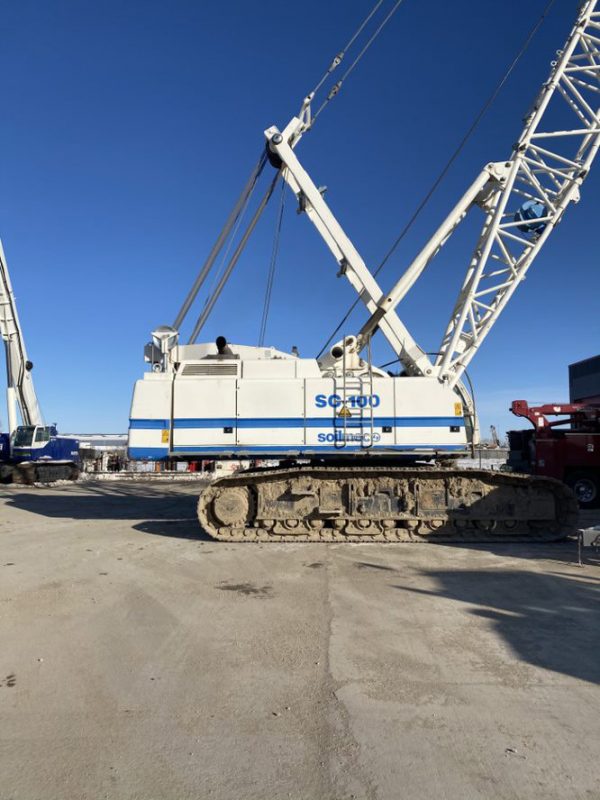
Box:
[436,1,600,386]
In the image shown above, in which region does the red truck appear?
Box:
[508,400,600,508]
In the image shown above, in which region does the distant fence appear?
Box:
[473,448,508,462]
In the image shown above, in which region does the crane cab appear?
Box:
[10,425,80,465]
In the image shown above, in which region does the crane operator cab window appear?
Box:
[12,426,52,447]
[12,426,35,446]
[34,427,51,443]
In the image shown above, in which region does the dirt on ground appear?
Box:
[1,479,599,800]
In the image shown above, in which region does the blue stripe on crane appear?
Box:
[129,416,465,430]
[129,419,170,429]
[128,444,467,459]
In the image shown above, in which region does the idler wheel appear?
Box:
[426,519,445,531]
[474,519,497,531]
[211,487,253,527]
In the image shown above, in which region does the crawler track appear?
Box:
[197,466,579,542]
[0,463,79,485]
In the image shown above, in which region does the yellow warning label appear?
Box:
[454,403,463,416]
[161,429,170,443]
[337,405,353,418]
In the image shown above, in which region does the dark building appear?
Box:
[569,355,600,404]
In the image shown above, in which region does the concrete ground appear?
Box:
[1,480,599,800]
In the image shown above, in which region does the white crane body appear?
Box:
[128,1,599,541]
[128,342,467,460]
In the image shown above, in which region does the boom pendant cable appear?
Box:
[258,180,287,347]
[312,0,407,125]
[188,171,281,344]
[173,150,267,331]
[316,0,558,359]
[309,0,386,99]
[201,174,257,316]
[174,1,410,337]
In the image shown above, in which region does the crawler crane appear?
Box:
[129,1,600,541]
[0,241,79,483]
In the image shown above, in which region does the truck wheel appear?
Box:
[566,471,599,508]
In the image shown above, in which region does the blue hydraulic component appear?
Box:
[514,199,548,233]
[0,432,9,461]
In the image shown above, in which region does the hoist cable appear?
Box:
[312,0,407,124]
[201,172,257,316]
[173,150,267,331]
[316,0,558,359]
[188,170,281,344]
[175,2,406,337]
[309,0,386,99]
[258,180,287,347]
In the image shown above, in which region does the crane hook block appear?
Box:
[514,199,548,234]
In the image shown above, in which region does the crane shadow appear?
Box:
[393,567,600,684]
[428,540,584,566]
[0,480,212,540]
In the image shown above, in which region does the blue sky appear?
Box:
[1,0,599,439]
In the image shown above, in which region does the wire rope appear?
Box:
[312,0,407,124]
[172,150,267,330]
[316,0,558,359]
[174,2,407,337]
[201,172,257,316]
[258,179,287,347]
[309,0,386,98]
[188,171,282,344]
